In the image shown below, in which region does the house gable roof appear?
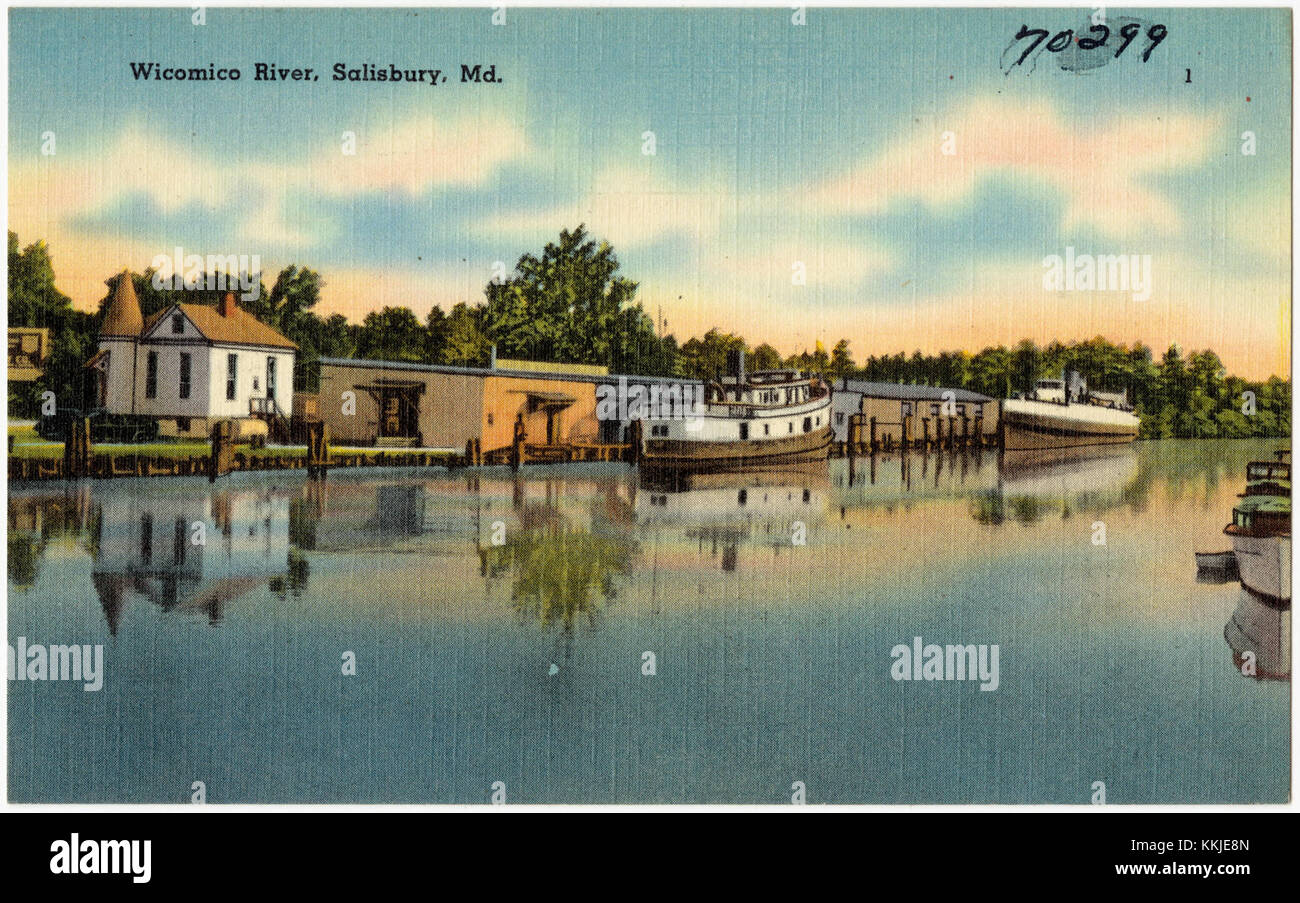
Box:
[143,303,297,350]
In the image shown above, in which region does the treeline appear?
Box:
[7,228,1290,439]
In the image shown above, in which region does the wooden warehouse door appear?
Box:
[379,388,419,439]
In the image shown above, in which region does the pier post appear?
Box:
[869,417,877,454]
[903,415,914,448]
[973,415,984,447]
[848,414,863,455]
[307,421,330,478]
[209,420,234,482]
[922,417,931,451]
[63,417,91,480]
[961,416,970,449]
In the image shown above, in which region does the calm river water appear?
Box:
[7,440,1290,803]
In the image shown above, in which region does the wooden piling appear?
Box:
[209,420,234,482]
[63,417,92,480]
[307,421,329,478]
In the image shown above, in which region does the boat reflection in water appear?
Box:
[637,466,829,571]
[970,445,1140,525]
[1224,587,1291,681]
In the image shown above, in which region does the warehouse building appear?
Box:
[831,379,998,448]
[314,355,694,452]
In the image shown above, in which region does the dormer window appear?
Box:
[171,313,184,334]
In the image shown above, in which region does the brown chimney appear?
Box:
[221,291,237,318]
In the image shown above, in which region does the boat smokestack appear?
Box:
[727,348,745,383]
[489,344,497,370]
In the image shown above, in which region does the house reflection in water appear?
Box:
[91,485,294,632]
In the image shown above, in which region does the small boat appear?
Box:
[1224,451,1291,604]
[639,353,832,474]
[1000,372,1139,452]
[1195,550,1239,572]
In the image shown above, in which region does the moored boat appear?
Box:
[1224,450,1291,604]
[1000,373,1139,452]
[1195,550,1239,572]
[638,355,832,474]
[1226,495,1291,603]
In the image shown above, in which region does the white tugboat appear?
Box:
[638,352,832,474]
[1000,372,1139,452]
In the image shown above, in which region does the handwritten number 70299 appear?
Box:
[1008,22,1168,69]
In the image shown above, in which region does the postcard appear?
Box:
[6,6,1291,806]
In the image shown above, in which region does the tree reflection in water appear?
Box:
[481,500,636,633]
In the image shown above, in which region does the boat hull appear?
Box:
[1230,532,1291,603]
[640,426,832,474]
[1000,399,1139,452]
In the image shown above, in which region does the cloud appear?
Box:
[475,163,732,250]
[298,113,532,197]
[802,96,1222,240]
[10,108,535,306]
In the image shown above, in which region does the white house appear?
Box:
[88,272,296,438]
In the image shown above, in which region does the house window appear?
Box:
[226,354,237,401]
[487,413,494,426]
[802,417,812,433]
[930,403,940,416]
[266,356,277,400]
[171,313,184,334]
[764,423,770,435]
[178,353,191,399]
[902,402,912,417]
[145,351,158,399]
[835,412,845,425]
[176,417,191,432]
[739,422,749,440]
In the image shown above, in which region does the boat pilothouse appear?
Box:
[639,351,833,473]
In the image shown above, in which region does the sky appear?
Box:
[7,7,1291,379]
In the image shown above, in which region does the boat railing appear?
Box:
[1246,461,1290,482]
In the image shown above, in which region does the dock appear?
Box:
[9,419,635,483]
[829,412,999,457]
